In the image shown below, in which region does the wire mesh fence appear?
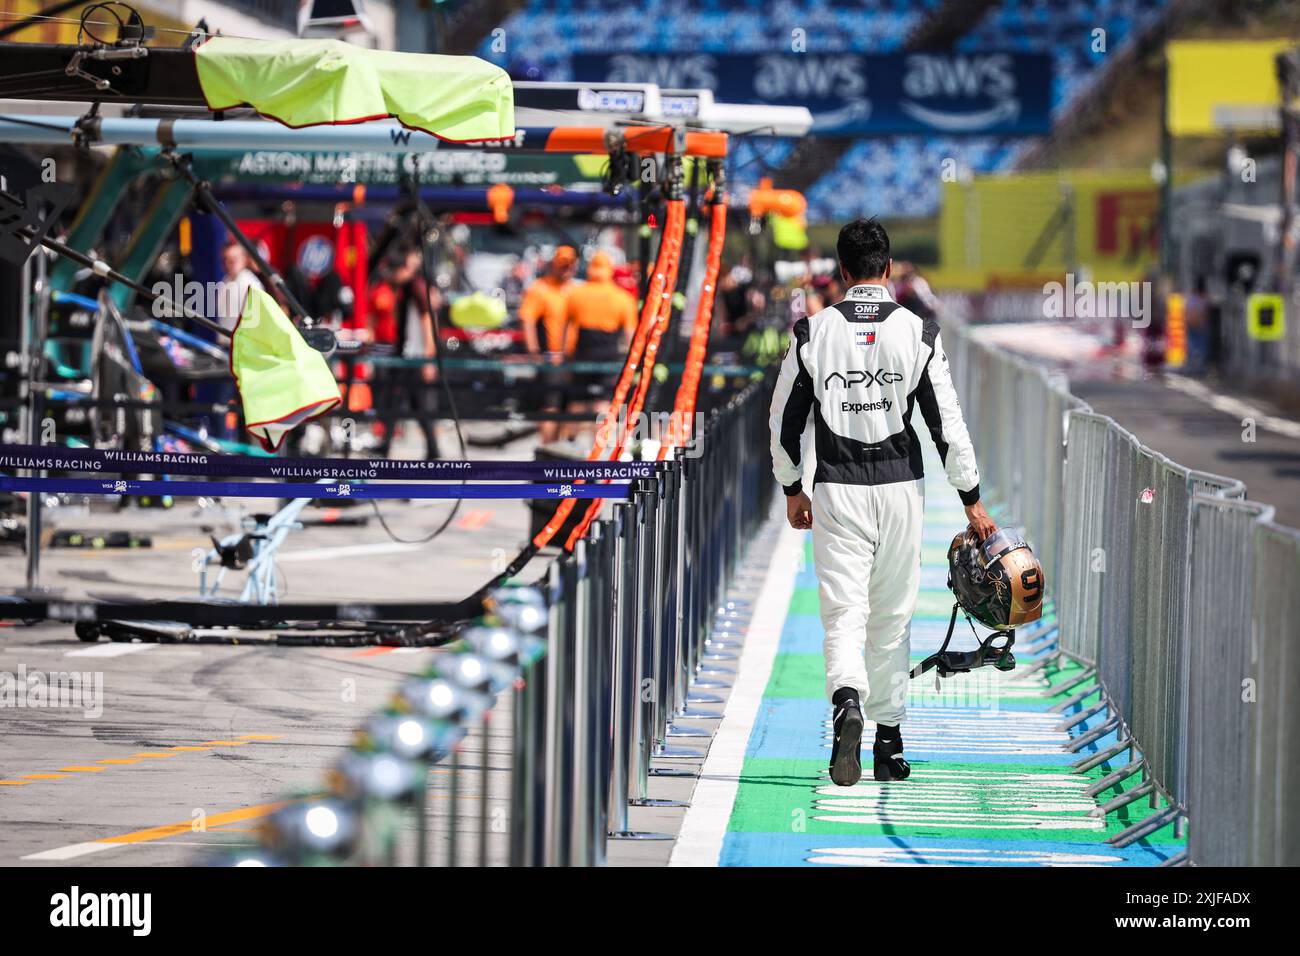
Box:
[947,322,1299,865]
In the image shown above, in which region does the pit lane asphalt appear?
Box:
[0,430,548,866]
[1070,373,1300,529]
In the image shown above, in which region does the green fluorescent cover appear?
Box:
[195,37,515,142]
[232,288,341,452]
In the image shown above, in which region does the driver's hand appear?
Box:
[964,500,997,541]
[786,491,813,530]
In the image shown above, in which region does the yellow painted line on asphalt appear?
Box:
[22,801,287,861]
[100,802,286,845]
[6,737,283,787]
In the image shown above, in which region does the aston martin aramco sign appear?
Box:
[194,150,605,188]
[573,51,1052,135]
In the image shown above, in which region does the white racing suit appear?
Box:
[769,283,981,725]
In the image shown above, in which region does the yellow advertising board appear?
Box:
[935,171,1168,291]
[1167,40,1293,137]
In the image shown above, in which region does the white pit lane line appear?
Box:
[22,842,122,862]
[668,518,803,867]
[1164,373,1300,439]
[65,642,159,658]
[276,541,423,563]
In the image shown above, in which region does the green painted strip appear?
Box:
[727,757,1183,843]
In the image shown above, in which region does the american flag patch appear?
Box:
[855,328,877,347]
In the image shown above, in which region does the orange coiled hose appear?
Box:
[559,196,691,546]
[659,197,726,456]
[530,198,687,551]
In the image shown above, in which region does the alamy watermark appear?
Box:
[150,275,244,323]
[594,408,707,458]
[1042,273,1151,328]
[0,665,103,719]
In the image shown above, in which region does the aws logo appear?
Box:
[899,54,1021,132]
[823,369,904,389]
[602,53,718,90]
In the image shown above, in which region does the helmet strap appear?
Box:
[909,602,1018,687]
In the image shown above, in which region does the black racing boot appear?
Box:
[873,724,912,781]
[828,688,864,787]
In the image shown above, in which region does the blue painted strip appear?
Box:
[745,698,1084,765]
[720,833,1180,867]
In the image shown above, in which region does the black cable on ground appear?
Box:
[363,161,469,547]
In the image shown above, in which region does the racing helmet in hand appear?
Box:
[947,528,1045,630]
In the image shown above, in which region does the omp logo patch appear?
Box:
[823,369,903,389]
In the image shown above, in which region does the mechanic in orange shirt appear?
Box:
[519,245,577,355]
[564,251,638,435]
[519,246,577,442]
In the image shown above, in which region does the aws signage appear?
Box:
[572,52,1052,134]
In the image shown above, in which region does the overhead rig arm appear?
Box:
[0,42,728,157]
[0,113,728,158]
[0,40,199,104]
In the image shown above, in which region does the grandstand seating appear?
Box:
[805,136,1018,221]
[485,0,933,76]
[725,136,798,193]
[955,0,1168,111]
[481,0,1171,219]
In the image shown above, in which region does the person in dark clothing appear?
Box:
[1184,275,1210,374]
[1142,272,1169,373]
[373,247,441,459]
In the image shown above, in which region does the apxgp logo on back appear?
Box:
[823,369,903,389]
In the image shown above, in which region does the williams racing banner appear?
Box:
[573,51,1052,135]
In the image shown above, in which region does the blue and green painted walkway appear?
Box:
[672,460,1183,867]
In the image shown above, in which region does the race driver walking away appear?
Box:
[769,218,997,787]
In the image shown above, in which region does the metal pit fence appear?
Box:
[947,325,1300,865]
[224,376,776,867]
